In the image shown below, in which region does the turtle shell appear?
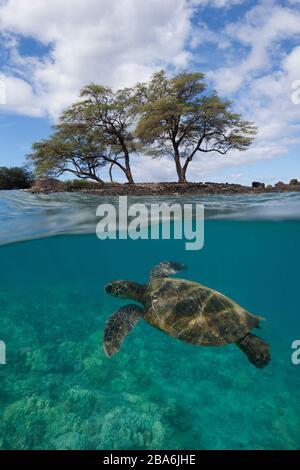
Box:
[144,277,260,346]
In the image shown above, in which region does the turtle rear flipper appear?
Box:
[150,261,187,279]
[103,305,144,357]
[236,333,271,368]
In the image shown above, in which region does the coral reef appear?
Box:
[99,404,166,450]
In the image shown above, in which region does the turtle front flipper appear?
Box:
[103,304,144,357]
[150,261,187,279]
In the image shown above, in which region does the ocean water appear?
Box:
[0,190,300,450]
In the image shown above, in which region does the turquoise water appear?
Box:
[0,191,300,449]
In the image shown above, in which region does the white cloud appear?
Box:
[1,0,300,182]
[0,0,193,118]
[0,74,44,116]
[139,0,300,183]
[210,1,300,94]
[195,0,300,182]
[191,0,243,7]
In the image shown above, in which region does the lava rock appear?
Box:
[252,181,265,189]
[275,181,286,189]
[30,178,64,192]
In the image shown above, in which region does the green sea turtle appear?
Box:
[104,261,271,368]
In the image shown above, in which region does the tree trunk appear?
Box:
[124,151,134,184]
[177,170,187,183]
[125,169,134,184]
[104,155,133,184]
[174,147,187,183]
[118,136,135,184]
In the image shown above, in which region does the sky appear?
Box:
[0,0,300,184]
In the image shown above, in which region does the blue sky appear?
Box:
[1,0,300,184]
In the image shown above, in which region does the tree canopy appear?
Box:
[29,84,138,183]
[28,71,257,184]
[135,71,257,183]
[60,84,137,183]
[29,122,107,183]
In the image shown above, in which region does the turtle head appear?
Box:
[105,280,134,298]
[105,280,147,304]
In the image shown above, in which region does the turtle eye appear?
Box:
[105,283,113,294]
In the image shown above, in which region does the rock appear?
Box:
[26,180,300,196]
[30,178,64,192]
[275,181,286,189]
[252,181,265,189]
[266,185,273,190]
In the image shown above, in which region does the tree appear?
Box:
[29,122,108,183]
[135,71,257,183]
[28,84,137,184]
[0,166,34,190]
[61,84,137,183]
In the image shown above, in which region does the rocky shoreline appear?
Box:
[26,178,300,196]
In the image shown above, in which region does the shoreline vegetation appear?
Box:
[0,166,33,190]
[26,177,300,196]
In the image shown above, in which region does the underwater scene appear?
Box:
[0,190,300,450]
